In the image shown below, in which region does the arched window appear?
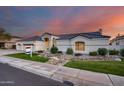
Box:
[44,38,49,42]
[75,41,85,51]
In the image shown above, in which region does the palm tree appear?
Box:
[0,28,12,40]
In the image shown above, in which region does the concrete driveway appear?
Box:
[0,49,22,56]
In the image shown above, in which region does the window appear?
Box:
[44,38,49,42]
[75,41,85,51]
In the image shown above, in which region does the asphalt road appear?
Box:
[0,63,64,86]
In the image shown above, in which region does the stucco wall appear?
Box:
[56,40,71,52]
[56,36,110,54]
[16,41,43,51]
[34,41,44,51]
[41,34,59,50]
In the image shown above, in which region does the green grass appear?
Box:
[64,60,124,76]
[6,53,49,63]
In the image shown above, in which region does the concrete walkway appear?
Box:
[0,49,23,56]
[0,56,124,86]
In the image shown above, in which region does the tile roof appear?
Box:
[56,31,110,40]
[19,31,110,41]
[20,36,42,41]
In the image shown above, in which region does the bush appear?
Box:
[50,46,58,54]
[120,48,124,57]
[109,49,119,55]
[97,48,108,56]
[66,48,73,55]
[89,51,97,56]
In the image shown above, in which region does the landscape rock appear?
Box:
[114,58,122,61]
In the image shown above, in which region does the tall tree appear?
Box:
[0,28,12,40]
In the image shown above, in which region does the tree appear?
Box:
[0,28,12,40]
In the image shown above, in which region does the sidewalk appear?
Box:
[0,56,124,86]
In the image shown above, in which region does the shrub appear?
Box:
[50,46,58,54]
[120,48,124,57]
[97,48,108,56]
[109,49,119,55]
[66,48,73,55]
[89,51,97,56]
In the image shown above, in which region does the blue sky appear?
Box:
[0,6,124,38]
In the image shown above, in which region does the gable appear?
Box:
[70,35,89,40]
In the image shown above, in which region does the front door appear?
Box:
[44,38,50,49]
[75,41,85,51]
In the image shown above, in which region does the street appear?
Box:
[0,63,64,86]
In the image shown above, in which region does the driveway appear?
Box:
[0,49,22,56]
[0,63,64,86]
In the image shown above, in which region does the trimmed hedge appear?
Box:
[50,46,58,54]
[97,48,108,56]
[109,49,119,55]
[89,51,97,56]
[66,48,73,55]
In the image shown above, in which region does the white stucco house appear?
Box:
[16,29,111,54]
[110,34,124,50]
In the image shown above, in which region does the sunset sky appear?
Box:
[1,6,124,38]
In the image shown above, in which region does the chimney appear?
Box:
[116,33,120,39]
[117,33,120,37]
[99,28,102,34]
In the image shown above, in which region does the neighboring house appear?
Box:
[110,34,124,50]
[16,29,111,54]
[0,36,22,49]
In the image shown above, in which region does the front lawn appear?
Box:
[6,53,49,63]
[64,60,124,76]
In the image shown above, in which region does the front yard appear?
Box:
[6,53,49,63]
[64,60,124,76]
[6,52,124,76]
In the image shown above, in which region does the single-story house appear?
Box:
[16,29,111,54]
[110,34,124,50]
[0,36,22,49]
